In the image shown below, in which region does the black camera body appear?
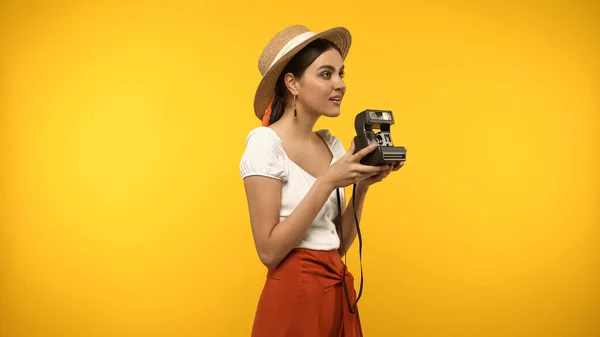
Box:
[353,109,407,166]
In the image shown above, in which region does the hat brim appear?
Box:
[253,27,352,121]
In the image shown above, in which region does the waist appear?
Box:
[267,248,350,282]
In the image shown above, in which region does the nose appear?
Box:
[334,74,346,92]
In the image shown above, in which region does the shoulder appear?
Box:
[316,129,346,159]
[239,127,288,181]
[243,126,280,145]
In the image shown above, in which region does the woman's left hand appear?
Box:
[357,161,404,188]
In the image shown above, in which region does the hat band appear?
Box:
[269,31,316,68]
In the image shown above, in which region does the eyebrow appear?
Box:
[317,65,344,72]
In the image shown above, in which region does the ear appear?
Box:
[284,72,300,96]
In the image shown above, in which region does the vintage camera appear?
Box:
[353,109,407,166]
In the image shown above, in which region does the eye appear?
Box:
[320,71,332,79]
[320,71,345,79]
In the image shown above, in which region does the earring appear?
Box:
[293,95,297,117]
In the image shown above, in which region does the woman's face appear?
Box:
[294,49,346,118]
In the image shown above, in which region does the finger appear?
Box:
[375,171,385,182]
[380,170,388,179]
[392,161,405,171]
[359,171,379,183]
[345,140,356,156]
[363,172,382,182]
[355,164,387,175]
[353,143,378,160]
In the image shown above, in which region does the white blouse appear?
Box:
[239,126,346,251]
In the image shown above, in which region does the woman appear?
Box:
[239,25,403,337]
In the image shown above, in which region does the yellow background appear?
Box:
[1,0,598,336]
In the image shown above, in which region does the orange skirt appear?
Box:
[251,248,363,337]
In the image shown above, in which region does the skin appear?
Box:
[243,48,405,269]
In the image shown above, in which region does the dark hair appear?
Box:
[268,39,343,125]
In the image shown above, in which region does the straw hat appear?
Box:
[253,25,352,121]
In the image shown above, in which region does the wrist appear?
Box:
[315,175,336,194]
[355,182,370,194]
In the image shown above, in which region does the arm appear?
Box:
[243,175,335,269]
[335,161,401,256]
[336,184,369,257]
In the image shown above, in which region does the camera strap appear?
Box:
[336,185,364,315]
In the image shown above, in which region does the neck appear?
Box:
[274,106,319,140]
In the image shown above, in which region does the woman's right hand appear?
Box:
[322,141,388,189]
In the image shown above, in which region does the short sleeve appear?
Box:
[330,135,346,159]
[239,127,288,181]
[316,129,347,160]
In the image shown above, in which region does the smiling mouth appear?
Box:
[329,97,342,104]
